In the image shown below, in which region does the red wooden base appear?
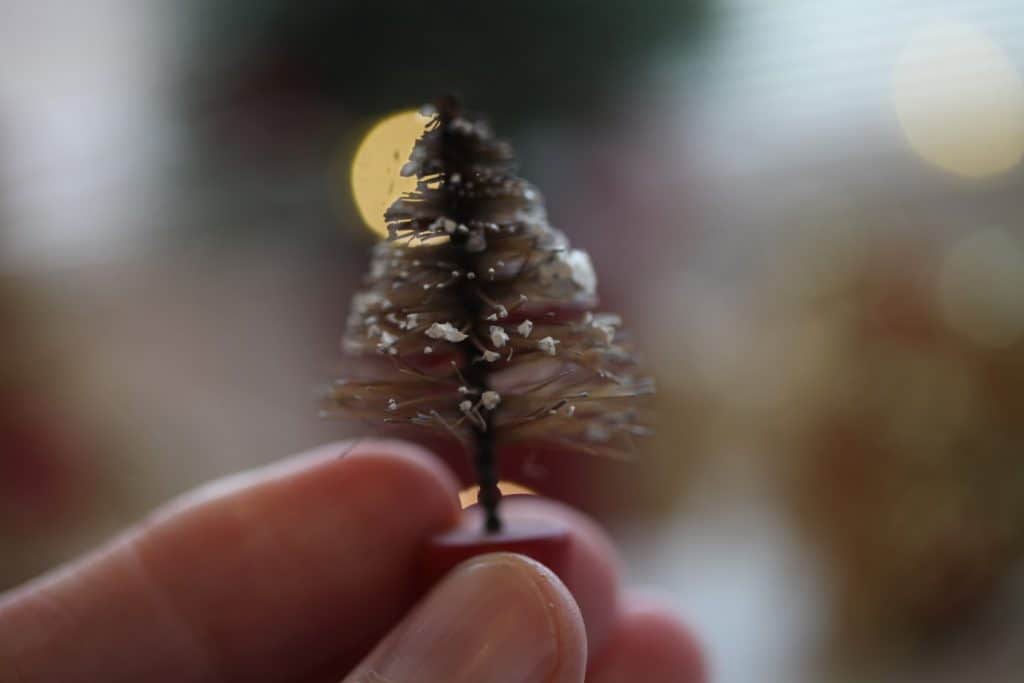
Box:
[420,510,571,590]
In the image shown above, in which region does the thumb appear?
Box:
[343,553,587,683]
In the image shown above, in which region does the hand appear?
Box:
[0,440,705,682]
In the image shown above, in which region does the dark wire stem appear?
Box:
[437,95,503,534]
[472,414,502,533]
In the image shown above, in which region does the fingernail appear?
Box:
[349,553,583,683]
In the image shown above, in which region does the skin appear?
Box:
[0,439,706,682]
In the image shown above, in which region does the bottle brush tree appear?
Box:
[327,97,653,533]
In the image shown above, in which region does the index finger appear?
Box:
[0,440,461,683]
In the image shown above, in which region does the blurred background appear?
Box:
[3,0,1024,680]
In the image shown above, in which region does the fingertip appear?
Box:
[493,496,623,654]
[315,438,463,521]
[152,438,461,522]
[469,553,588,682]
[344,552,587,683]
[589,593,707,683]
[341,438,462,496]
[136,437,465,585]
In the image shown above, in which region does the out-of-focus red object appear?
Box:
[0,274,97,534]
[0,391,86,530]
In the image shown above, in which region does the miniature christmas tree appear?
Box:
[328,97,653,533]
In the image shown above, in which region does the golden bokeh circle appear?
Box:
[893,20,1024,179]
[458,481,539,509]
[350,109,431,238]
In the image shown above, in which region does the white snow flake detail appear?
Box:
[489,325,510,348]
[425,322,468,342]
[537,336,559,355]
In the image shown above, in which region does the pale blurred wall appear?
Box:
[0,0,181,267]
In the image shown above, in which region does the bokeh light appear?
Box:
[458,481,538,509]
[350,109,430,238]
[939,227,1024,347]
[893,20,1024,179]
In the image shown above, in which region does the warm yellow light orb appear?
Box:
[893,20,1024,178]
[350,109,431,238]
[458,481,539,509]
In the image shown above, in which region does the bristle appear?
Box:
[328,100,654,529]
